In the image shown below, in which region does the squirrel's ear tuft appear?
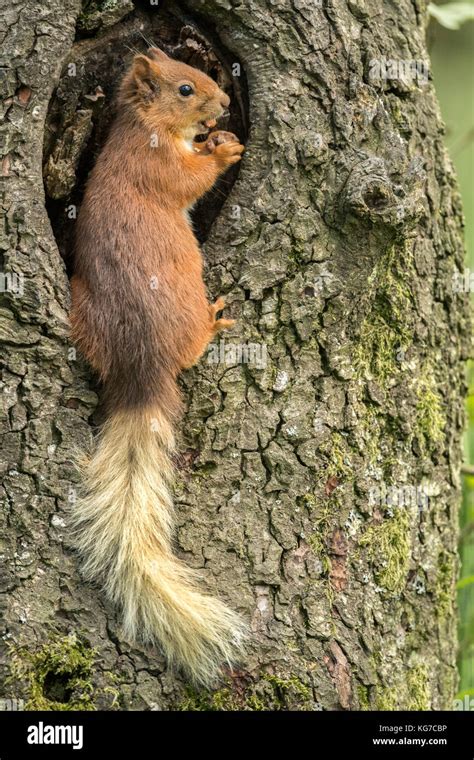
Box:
[132,54,160,100]
[148,47,170,62]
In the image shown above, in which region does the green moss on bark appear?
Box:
[353,244,414,384]
[177,673,313,711]
[414,366,445,453]
[435,550,456,620]
[359,508,411,594]
[8,633,115,711]
[376,664,431,711]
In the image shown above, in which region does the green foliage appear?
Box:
[429,2,474,30]
[458,574,474,589]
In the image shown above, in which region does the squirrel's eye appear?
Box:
[179,84,194,97]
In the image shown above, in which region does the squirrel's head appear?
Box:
[120,47,230,139]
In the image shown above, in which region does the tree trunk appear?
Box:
[0,0,468,711]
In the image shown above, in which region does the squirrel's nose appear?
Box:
[220,92,230,109]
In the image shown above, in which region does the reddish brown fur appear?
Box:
[71,48,244,418]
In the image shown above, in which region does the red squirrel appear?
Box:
[70,47,246,685]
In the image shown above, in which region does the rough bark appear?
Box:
[0,0,468,711]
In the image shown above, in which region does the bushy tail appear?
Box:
[71,406,246,685]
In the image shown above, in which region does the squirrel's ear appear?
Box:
[132,54,160,100]
[148,47,170,62]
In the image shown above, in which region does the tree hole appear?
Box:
[43,0,249,277]
[42,670,74,704]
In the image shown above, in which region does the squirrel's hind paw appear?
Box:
[213,317,236,335]
[209,297,235,334]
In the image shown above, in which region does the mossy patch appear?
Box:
[353,244,413,385]
[375,664,431,711]
[356,405,404,471]
[434,550,456,620]
[319,431,352,480]
[359,507,411,594]
[354,314,410,384]
[177,673,313,711]
[263,673,312,702]
[304,496,332,575]
[178,686,241,711]
[288,246,305,267]
[308,532,332,575]
[8,633,113,711]
[304,434,353,586]
[375,684,399,710]
[357,683,370,710]
[406,665,431,710]
[414,367,445,454]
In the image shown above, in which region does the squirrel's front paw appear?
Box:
[213,136,244,166]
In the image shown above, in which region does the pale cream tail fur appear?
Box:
[71,406,246,685]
